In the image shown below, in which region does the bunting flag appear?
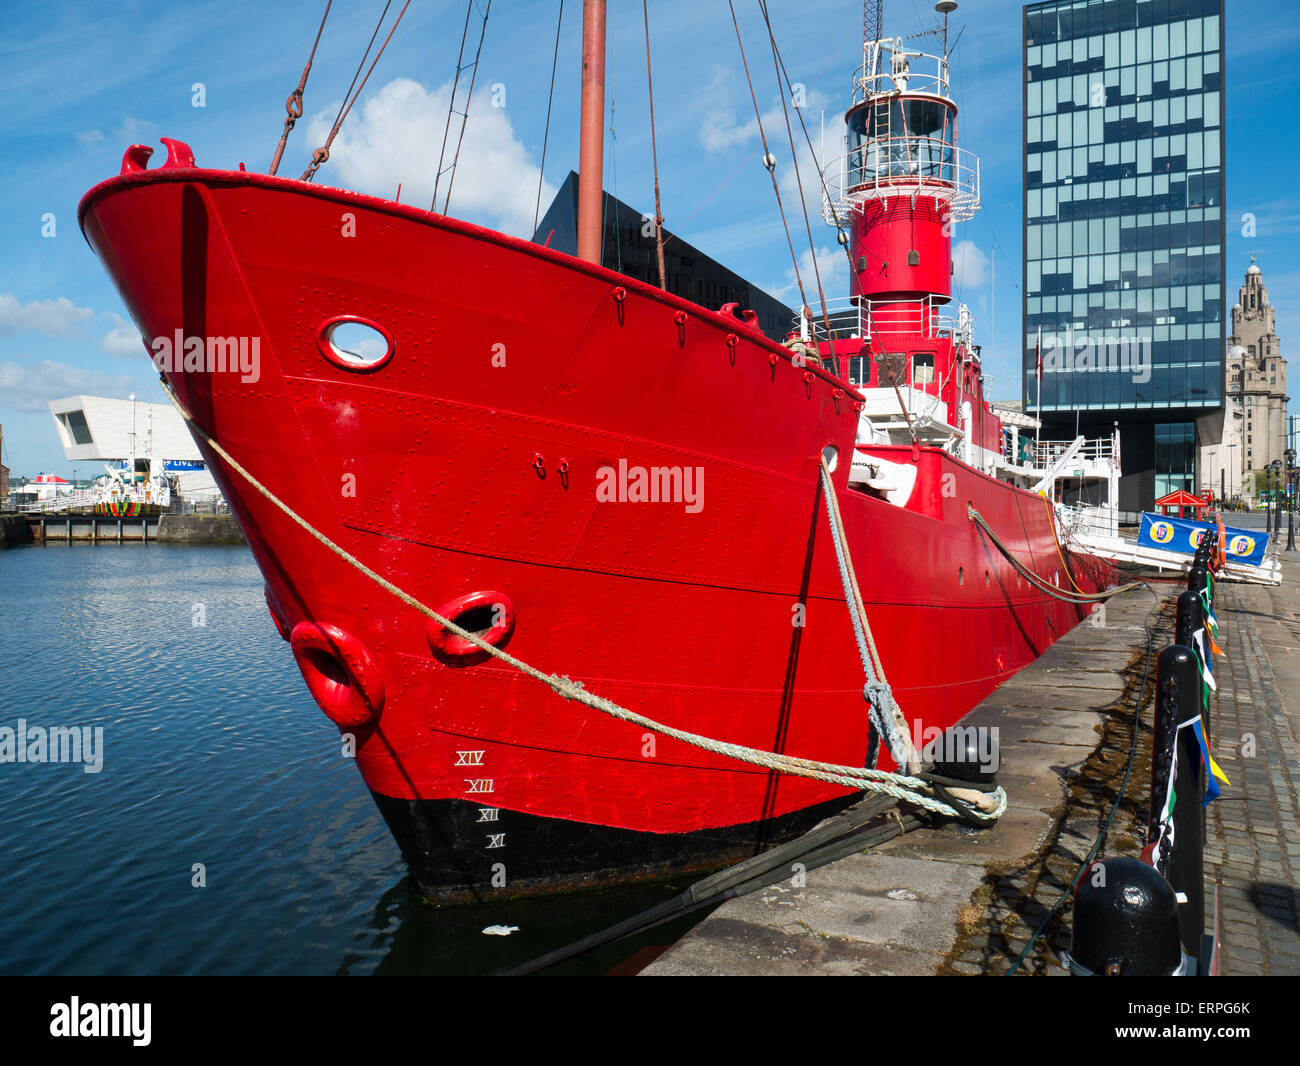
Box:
[1199,588,1219,632]
[1191,717,1230,805]
[1151,748,1178,868]
[1191,628,1217,691]
[1210,632,1226,658]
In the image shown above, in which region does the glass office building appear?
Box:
[1023,0,1225,509]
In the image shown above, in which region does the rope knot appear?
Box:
[864,679,892,709]
[550,674,586,700]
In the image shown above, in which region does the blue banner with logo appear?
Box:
[163,459,205,471]
[1137,513,1268,567]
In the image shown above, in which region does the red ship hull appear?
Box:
[80,163,1115,900]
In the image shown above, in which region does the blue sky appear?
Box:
[2,0,1297,477]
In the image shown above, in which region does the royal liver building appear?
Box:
[1227,258,1288,485]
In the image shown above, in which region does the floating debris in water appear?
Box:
[482,924,520,936]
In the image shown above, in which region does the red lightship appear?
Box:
[79,3,1116,900]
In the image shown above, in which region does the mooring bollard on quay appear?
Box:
[1064,530,1225,977]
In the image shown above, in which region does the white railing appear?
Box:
[850,41,951,105]
[1001,435,1119,475]
[1033,437,1116,469]
[1056,501,1119,540]
[823,140,980,225]
[795,295,970,347]
[16,489,98,514]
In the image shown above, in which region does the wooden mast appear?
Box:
[577,0,606,264]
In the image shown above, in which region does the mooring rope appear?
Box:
[818,456,918,773]
[159,382,1002,822]
[967,505,1146,605]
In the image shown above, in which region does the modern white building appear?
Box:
[48,394,221,502]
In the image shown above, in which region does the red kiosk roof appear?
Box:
[1154,490,1209,509]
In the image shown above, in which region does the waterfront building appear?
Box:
[1212,257,1288,504]
[48,395,221,502]
[1024,0,1225,513]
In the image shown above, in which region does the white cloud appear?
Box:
[952,240,989,290]
[698,77,837,243]
[0,294,96,338]
[75,129,105,146]
[304,78,555,238]
[100,313,144,358]
[114,116,156,145]
[0,360,133,412]
[770,244,847,310]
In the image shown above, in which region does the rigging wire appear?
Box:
[606,1,621,274]
[301,0,411,182]
[642,0,667,289]
[269,0,333,176]
[437,0,494,215]
[433,1,476,211]
[758,0,833,351]
[726,0,810,322]
[662,35,852,256]
[325,0,393,152]
[533,0,566,236]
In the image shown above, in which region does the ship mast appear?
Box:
[577,0,606,264]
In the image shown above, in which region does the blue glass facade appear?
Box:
[1023,0,1225,505]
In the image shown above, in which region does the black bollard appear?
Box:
[1193,530,1212,567]
[1174,588,1214,853]
[1065,856,1184,975]
[928,724,1000,783]
[1174,589,1203,651]
[919,725,1001,828]
[1148,645,1206,959]
[1187,564,1209,597]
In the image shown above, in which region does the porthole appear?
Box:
[317,315,395,371]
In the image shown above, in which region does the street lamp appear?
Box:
[1226,442,1238,510]
[1270,459,1283,537]
[1286,447,1297,552]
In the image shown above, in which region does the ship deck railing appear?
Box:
[796,295,972,350]
[822,142,980,225]
[1002,436,1117,472]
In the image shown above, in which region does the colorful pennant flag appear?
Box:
[1191,717,1230,805]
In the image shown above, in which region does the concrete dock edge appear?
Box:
[642,579,1173,976]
